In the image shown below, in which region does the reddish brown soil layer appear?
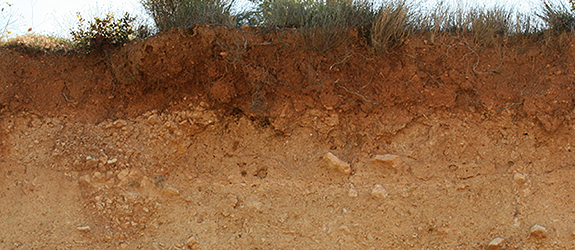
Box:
[1,26,575,249]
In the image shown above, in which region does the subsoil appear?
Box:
[2,25,575,249]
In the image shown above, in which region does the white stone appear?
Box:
[77,226,91,232]
[486,237,505,250]
[348,188,358,197]
[371,184,388,198]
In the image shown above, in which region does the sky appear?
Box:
[1,0,550,37]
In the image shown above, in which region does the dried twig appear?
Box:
[337,84,379,105]
[497,102,523,111]
[61,92,76,103]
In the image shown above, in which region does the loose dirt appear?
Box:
[2,26,575,249]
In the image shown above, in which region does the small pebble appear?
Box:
[78,175,92,186]
[371,184,388,198]
[486,237,505,250]
[513,173,527,185]
[113,120,127,128]
[147,114,161,125]
[165,187,180,196]
[348,188,358,197]
[92,171,103,180]
[530,224,548,238]
[322,152,351,174]
[186,237,199,248]
[117,169,130,180]
[77,226,91,232]
[245,200,263,210]
[338,225,351,233]
[370,154,403,168]
[107,158,118,165]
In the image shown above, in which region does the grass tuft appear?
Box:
[141,0,237,31]
[370,0,414,54]
[0,34,74,55]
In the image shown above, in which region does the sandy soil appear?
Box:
[1,26,575,249]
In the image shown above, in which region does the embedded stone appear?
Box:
[322,152,351,174]
[530,224,548,238]
[165,187,180,196]
[370,154,403,168]
[486,237,505,250]
[514,173,527,185]
[371,184,388,198]
[147,114,161,125]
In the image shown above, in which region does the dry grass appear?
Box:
[3,0,575,55]
[141,0,236,31]
[0,34,74,55]
[370,0,414,54]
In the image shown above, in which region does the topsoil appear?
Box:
[2,25,575,249]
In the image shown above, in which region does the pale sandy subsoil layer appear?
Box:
[3,106,575,249]
[2,26,575,249]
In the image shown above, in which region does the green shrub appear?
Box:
[70,12,135,54]
[141,0,236,31]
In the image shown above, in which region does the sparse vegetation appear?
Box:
[2,0,575,54]
[141,0,236,31]
[0,34,73,54]
[370,0,413,53]
[70,12,135,54]
[245,0,375,51]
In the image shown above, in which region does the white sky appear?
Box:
[3,0,550,37]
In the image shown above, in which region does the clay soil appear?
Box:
[2,26,575,249]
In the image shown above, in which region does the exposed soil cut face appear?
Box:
[2,26,575,249]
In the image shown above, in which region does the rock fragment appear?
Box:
[530,224,548,238]
[147,114,161,125]
[371,184,388,198]
[370,154,403,168]
[77,226,91,232]
[486,237,505,250]
[514,173,527,185]
[322,152,351,174]
[78,175,92,187]
[245,200,263,210]
[186,237,201,249]
[165,187,181,196]
[117,169,130,181]
[348,188,358,197]
[338,225,351,234]
[113,120,127,128]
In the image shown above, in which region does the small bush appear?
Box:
[370,0,414,54]
[70,12,135,54]
[141,0,236,31]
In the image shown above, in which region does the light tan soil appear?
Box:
[2,26,575,249]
